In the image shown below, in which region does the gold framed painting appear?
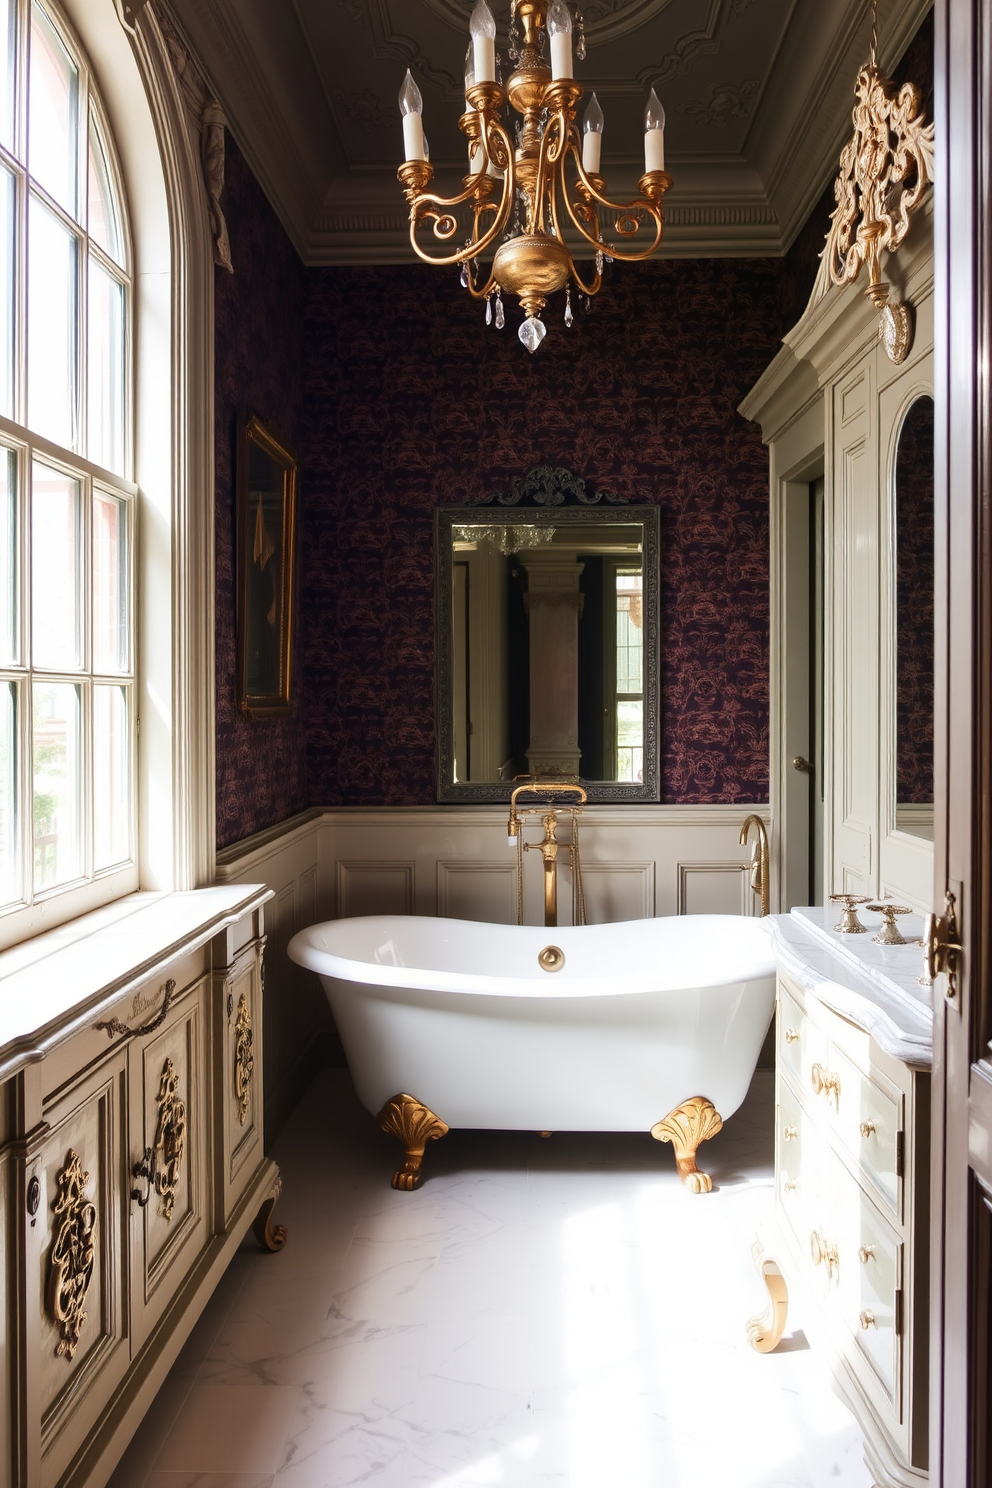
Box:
[236,415,297,716]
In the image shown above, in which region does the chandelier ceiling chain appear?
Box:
[811,0,934,363]
[396,0,672,351]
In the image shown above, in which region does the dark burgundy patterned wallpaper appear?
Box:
[300,258,782,806]
[896,396,934,804]
[214,137,309,849]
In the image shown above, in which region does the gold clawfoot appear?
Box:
[650,1096,723,1193]
[747,1237,789,1352]
[252,1175,287,1252]
[377,1093,449,1190]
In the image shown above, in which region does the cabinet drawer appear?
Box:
[778,986,807,1086]
[850,1190,902,1404]
[829,1045,902,1215]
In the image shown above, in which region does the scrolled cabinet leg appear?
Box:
[747,1236,789,1352]
[252,1174,287,1252]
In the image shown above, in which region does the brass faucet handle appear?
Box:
[865,902,913,946]
[829,893,870,934]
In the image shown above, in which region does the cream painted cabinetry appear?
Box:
[754,911,932,1487]
[0,886,284,1488]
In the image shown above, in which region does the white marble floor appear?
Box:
[108,1068,873,1488]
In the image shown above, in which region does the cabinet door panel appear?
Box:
[0,1151,10,1488]
[129,976,209,1355]
[37,1054,129,1487]
[216,941,264,1226]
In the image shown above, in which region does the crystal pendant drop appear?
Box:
[485,296,493,326]
[564,289,574,328]
[595,250,604,275]
[518,316,547,353]
[460,264,470,288]
[494,292,505,329]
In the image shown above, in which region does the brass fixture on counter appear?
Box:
[829,893,870,933]
[739,814,770,916]
[865,902,914,945]
[508,780,587,927]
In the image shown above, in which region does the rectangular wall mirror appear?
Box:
[435,505,660,803]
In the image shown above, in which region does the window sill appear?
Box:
[0,883,272,1082]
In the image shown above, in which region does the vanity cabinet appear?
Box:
[755,911,932,1488]
[0,886,284,1488]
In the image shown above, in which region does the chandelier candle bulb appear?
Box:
[398,69,426,161]
[582,92,604,174]
[548,0,573,80]
[469,0,497,85]
[644,87,666,173]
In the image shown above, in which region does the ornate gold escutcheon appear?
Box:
[46,1150,98,1361]
[377,1093,450,1190]
[650,1096,723,1194]
[234,992,254,1126]
[152,1058,187,1222]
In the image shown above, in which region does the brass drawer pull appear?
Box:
[810,1229,839,1276]
[95,979,176,1041]
[859,1309,876,1330]
[783,1125,798,1142]
[784,1180,798,1193]
[859,1120,875,1138]
[784,1028,800,1044]
[811,1062,841,1103]
[858,1244,876,1264]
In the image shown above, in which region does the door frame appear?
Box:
[931,0,992,1482]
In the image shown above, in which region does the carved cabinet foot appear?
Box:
[377,1093,449,1190]
[747,1237,789,1352]
[252,1175,287,1252]
[650,1096,723,1193]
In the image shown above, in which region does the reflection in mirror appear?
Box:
[894,394,934,839]
[435,506,660,803]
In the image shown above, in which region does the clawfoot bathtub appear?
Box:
[288,913,775,1192]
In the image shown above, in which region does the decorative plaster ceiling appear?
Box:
[164,0,933,265]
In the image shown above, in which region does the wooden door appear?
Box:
[931,0,992,1481]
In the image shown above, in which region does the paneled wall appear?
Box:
[215,804,770,1127]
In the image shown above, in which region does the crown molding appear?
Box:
[165,0,934,268]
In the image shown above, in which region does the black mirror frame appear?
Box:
[435,504,661,803]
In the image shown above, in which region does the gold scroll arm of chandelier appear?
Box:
[398,109,516,268]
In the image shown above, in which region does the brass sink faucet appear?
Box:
[739,814,770,916]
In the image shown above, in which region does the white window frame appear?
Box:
[0,0,217,952]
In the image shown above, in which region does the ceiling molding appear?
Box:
[164,0,934,267]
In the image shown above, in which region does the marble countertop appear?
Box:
[767,905,933,1066]
[0,884,272,1083]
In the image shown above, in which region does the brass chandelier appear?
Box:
[396,0,672,352]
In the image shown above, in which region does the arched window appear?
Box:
[0,0,135,935]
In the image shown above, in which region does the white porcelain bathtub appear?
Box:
[288,914,775,1134]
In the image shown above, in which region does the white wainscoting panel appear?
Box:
[214,811,331,1135]
[678,863,755,917]
[581,862,655,923]
[436,862,518,923]
[336,861,415,918]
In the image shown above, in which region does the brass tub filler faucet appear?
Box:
[508,781,588,927]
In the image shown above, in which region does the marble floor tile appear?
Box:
[109,1066,875,1488]
[153,1385,303,1475]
